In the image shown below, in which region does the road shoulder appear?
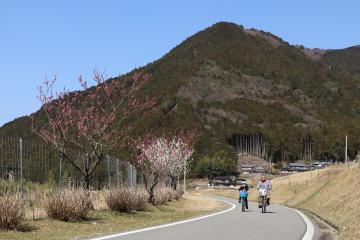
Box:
[299,209,339,240]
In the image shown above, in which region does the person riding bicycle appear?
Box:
[238,184,249,209]
[239,186,248,212]
[257,175,272,207]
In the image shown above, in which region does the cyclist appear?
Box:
[239,186,248,212]
[257,175,272,207]
[238,183,249,210]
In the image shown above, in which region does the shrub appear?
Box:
[0,194,24,230]
[133,189,148,211]
[105,188,148,213]
[167,189,178,201]
[153,188,183,205]
[173,189,184,200]
[44,190,93,221]
[0,180,17,194]
[153,188,169,206]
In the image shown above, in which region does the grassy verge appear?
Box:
[0,194,227,240]
[208,164,359,240]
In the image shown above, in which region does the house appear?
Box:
[211,176,235,186]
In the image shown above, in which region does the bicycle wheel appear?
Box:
[262,196,266,213]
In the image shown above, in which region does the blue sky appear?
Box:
[1,0,359,127]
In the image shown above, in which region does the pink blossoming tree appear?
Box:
[33,72,154,189]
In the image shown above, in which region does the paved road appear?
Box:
[91,196,309,240]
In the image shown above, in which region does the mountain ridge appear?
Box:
[2,21,360,169]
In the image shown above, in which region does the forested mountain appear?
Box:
[2,22,360,173]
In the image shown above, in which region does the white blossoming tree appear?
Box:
[136,134,194,203]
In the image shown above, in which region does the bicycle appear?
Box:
[240,197,246,212]
[258,188,268,213]
[239,188,248,212]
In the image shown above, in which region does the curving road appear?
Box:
[90,196,313,240]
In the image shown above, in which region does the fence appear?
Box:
[0,136,139,193]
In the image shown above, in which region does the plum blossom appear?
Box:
[33,71,155,189]
[136,134,194,203]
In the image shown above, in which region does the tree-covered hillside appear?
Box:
[2,22,360,174]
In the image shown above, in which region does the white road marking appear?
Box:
[278,204,315,240]
[293,209,315,240]
[88,197,236,240]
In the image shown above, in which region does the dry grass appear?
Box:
[181,194,226,212]
[255,165,344,205]
[297,164,360,240]
[0,193,227,240]
[201,188,239,200]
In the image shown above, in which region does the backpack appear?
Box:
[240,189,248,198]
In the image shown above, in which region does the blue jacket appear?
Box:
[240,189,248,198]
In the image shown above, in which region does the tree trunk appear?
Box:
[84,176,91,190]
[143,175,159,204]
[148,182,158,204]
[170,176,177,190]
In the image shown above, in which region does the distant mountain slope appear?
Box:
[322,46,360,76]
[2,22,360,166]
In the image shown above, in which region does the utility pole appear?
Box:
[183,159,187,194]
[345,135,348,166]
[116,159,120,189]
[19,138,23,206]
[58,152,63,191]
[107,155,111,189]
[309,141,312,163]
